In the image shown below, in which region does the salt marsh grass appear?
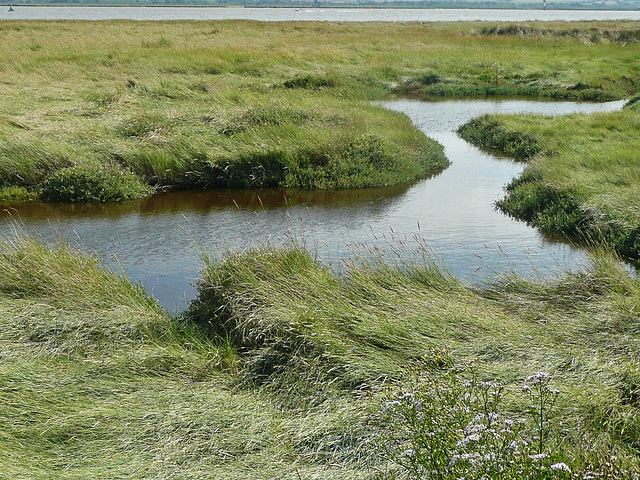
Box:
[2,18,640,479]
[0,20,638,202]
[1,235,639,477]
[458,107,640,259]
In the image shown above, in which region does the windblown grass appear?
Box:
[458,107,640,259]
[186,244,640,472]
[0,237,377,478]
[0,20,638,202]
[2,236,640,477]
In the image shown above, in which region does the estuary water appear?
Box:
[0,98,625,311]
[2,6,640,21]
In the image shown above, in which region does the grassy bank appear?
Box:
[457,102,640,260]
[1,20,639,202]
[3,237,639,478]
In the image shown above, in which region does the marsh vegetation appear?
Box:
[1,19,640,479]
[1,20,639,202]
[458,100,640,260]
[2,237,640,478]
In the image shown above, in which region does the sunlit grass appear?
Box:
[0,20,638,201]
[2,18,640,478]
[1,234,639,477]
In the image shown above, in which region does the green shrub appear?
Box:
[497,180,585,235]
[40,164,152,203]
[0,186,35,204]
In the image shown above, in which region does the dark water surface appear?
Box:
[0,99,625,311]
[2,6,640,21]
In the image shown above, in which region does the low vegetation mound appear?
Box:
[457,116,541,160]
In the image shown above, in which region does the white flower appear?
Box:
[449,452,481,467]
[382,400,401,410]
[456,433,481,447]
[464,423,487,435]
[529,453,549,462]
[488,412,501,422]
[525,371,553,385]
[550,462,571,472]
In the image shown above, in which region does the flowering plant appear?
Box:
[378,349,572,479]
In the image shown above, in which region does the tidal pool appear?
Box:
[0,98,625,311]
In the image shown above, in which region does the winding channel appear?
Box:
[0,98,625,311]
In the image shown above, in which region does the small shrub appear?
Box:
[40,164,152,203]
[497,181,585,235]
[0,186,34,204]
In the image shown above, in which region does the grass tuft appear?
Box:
[40,164,153,203]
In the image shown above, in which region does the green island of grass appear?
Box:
[2,19,640,479]
[458,97,640,260]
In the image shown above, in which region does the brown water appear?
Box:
[0,98,625,311]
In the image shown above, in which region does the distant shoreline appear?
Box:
[5,4,640,12]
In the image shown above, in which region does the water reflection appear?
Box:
[6,183,412,221]
[0,98,626,311]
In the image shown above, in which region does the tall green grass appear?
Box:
[187,244,640,469]
[2,237,640,477]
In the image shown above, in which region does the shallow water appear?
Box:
[2,6,640,22]
[0,98,625,311]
